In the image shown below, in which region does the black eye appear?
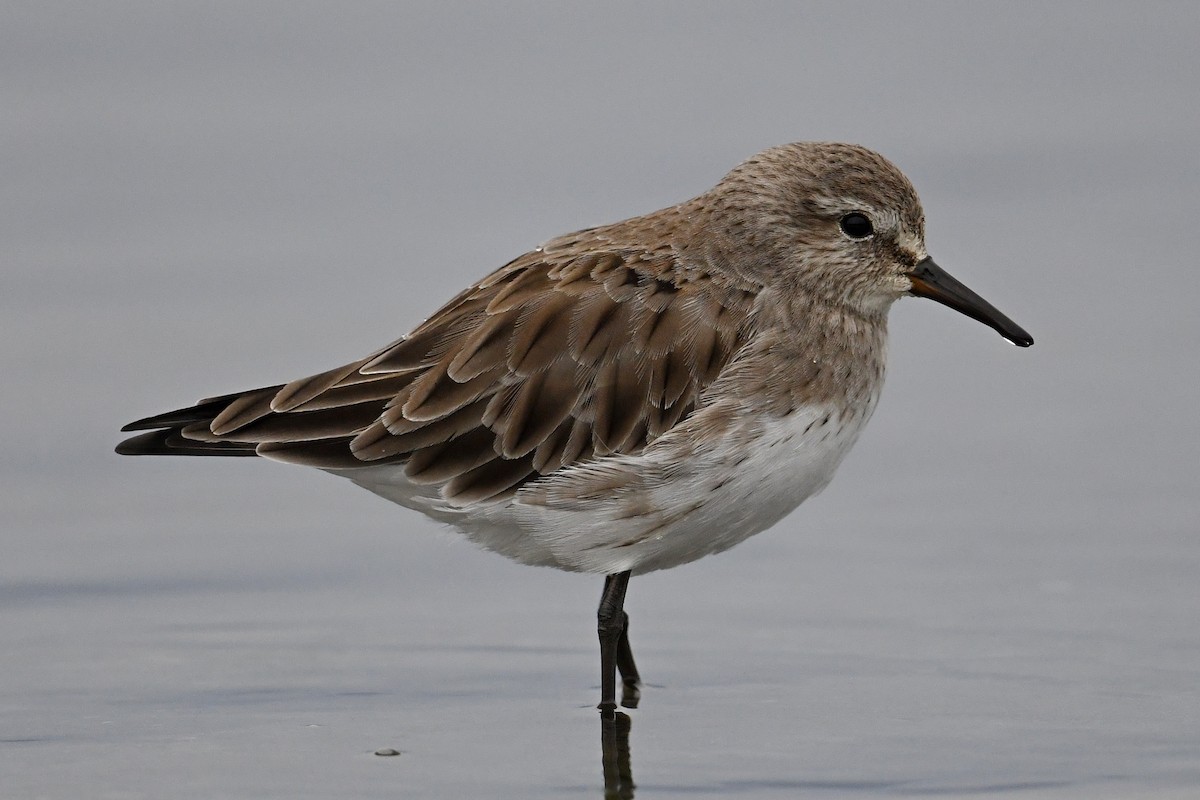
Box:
[839,212,874,239]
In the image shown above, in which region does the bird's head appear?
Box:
[707,141,1032,347]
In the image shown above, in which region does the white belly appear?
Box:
[338,399,877,575]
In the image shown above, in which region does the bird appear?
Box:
[117,142,1033,711]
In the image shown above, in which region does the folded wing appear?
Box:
[118,246,757,505]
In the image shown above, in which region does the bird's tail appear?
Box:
[115,390,274,457]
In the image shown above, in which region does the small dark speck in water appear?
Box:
[374,748,402,757]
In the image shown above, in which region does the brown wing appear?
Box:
[118,246,757,505]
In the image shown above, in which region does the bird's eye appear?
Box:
[839,212,874,240]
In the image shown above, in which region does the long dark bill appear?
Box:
[908,256,1034,347]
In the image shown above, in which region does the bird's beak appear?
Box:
[907,256,1034,347]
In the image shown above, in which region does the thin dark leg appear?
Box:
[615,611,641,708]
[597,571,632,711]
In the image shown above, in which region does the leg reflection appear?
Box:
[600,708,634,799]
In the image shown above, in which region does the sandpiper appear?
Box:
[118,142,1033,710]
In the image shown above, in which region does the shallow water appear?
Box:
[5,3,1200,797]
[8,470,1199,798]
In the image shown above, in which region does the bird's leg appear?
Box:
[615,611,641,708]
[597,571,632,711]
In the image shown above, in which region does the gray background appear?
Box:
[4,2,1199,798]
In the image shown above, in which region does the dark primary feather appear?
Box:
[116,242,757,503]
[114,429,258,457]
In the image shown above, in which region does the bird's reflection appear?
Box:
[600,709,635,798]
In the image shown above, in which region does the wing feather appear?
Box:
[210,388,278,435]
[272,359,373,412]
[495,362,580,458]
[117,244,759,506]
